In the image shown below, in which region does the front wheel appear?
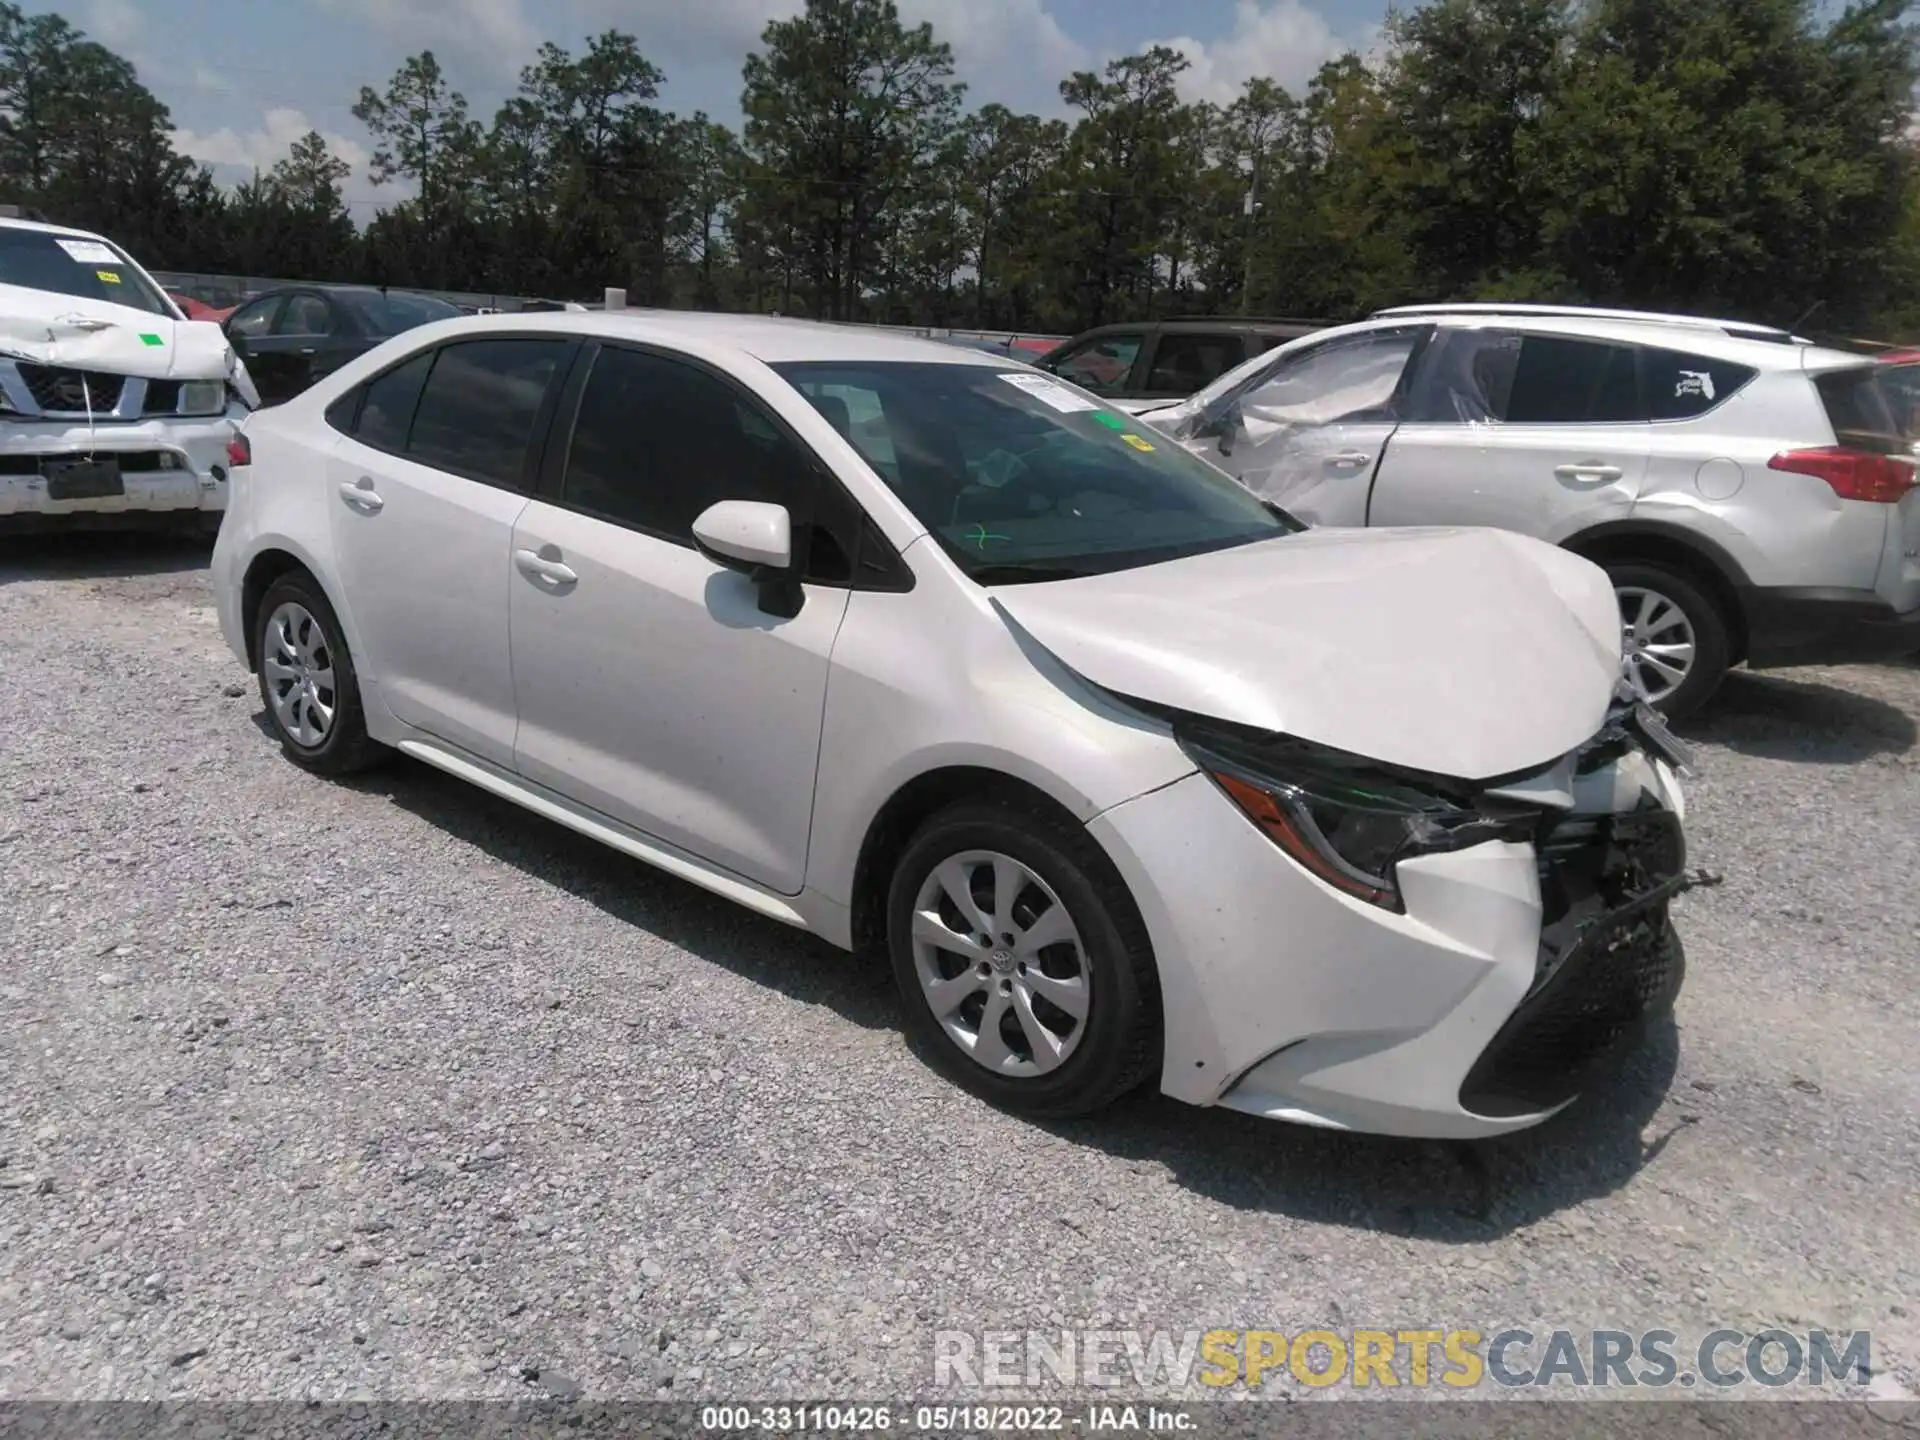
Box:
[1606,561,1732,721]
[886,797,1160,1119]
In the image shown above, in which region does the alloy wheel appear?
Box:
[262,601,336,748]
[1616,584,1697,706]
[910,849,1091,1077]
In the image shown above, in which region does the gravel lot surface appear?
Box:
[1,534,1916,1405]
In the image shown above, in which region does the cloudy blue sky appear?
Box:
[59,0,1388,217]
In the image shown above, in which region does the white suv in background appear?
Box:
[1146,304,1920,716]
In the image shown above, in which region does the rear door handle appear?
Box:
[337,476,384,512]
[1326,450,1374,470]
[1555,462,1624,482]
[514,548,578,587]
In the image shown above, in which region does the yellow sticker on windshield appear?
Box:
[97,269,122,284]
[1121,433,1155,452]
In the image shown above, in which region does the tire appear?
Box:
[886,796,1160,1119]
[253,570,386,776]
[1604,560,1732,721]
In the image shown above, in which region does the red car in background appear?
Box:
[168,290,237,324]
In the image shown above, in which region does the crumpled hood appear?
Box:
[0,283,237,382]
[991,526,1624,781]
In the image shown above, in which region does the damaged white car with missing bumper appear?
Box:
[0,215,255,532]
[213,312,1703,1138]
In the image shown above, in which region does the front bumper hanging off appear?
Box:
[1091,716,1703,1139]
[1459,807,1688,1119]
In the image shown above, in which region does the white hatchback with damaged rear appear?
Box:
[211,310,1696,1138]
[0,216,255,531]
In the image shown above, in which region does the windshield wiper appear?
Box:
[1263,501,1308,531]
[968,562,1094,585]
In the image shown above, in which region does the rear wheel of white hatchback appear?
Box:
[1606,561,1731,721]
[886,797,1160,1119]
[254,572,386,777]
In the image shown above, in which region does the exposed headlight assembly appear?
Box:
[1177,723,1535,912]
[177,380,226,416]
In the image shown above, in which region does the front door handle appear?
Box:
[514,547,578,587]
[1555,462,1624,482]
[337,476,384,512]
[1327,450,1374,470]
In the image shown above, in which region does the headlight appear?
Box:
[178,380,225,416]
[1178,724,1532,911]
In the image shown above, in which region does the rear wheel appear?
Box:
[254,572,386,776]
[886,797,1160,1119]
[1605,560,1731,720]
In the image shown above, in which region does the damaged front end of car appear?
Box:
[1169,696,1713,1122]
[0,307,252,527]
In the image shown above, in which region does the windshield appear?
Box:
[773,360,1294,581]
[0,228,174,317]
[343,290,462,335]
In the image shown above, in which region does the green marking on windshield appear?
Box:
[966,524,1012,549]
[1091,412,1127,430]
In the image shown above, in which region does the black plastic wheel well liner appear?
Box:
[1561,521,1752,663]
[847,767,1089,961]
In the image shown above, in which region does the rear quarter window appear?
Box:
[1638,347,1758,420]
[332,350,436,450]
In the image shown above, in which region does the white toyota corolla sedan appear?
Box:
[211,310,1696,1138]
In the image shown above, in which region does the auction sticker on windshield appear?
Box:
[999,372,1096,413]
[54,238,118,265]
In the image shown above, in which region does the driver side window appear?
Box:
[227,297,282,339]
[1046,333,1144,395]
[277,293,337,338]
[560,345,855,585]
[1231,327,1425,428]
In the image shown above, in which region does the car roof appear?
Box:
[248,284,430,300]
[411,309,1019,367]
[1375,301,1806,340]
[0,215,117,243]
[1061,317,1322,339]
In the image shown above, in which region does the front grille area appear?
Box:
[143,380,182,415]
[1460,808,1686,1118]
[16,363,127,414]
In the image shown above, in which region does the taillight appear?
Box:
[226,433,251,468]
[1768,445,1916,503]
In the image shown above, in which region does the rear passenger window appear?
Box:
[350,351,433,450]
[1638,347,1758,420]
[407,339,570,488]
[1505,336,1640,423]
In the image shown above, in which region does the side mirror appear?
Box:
[692,500,803,619]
